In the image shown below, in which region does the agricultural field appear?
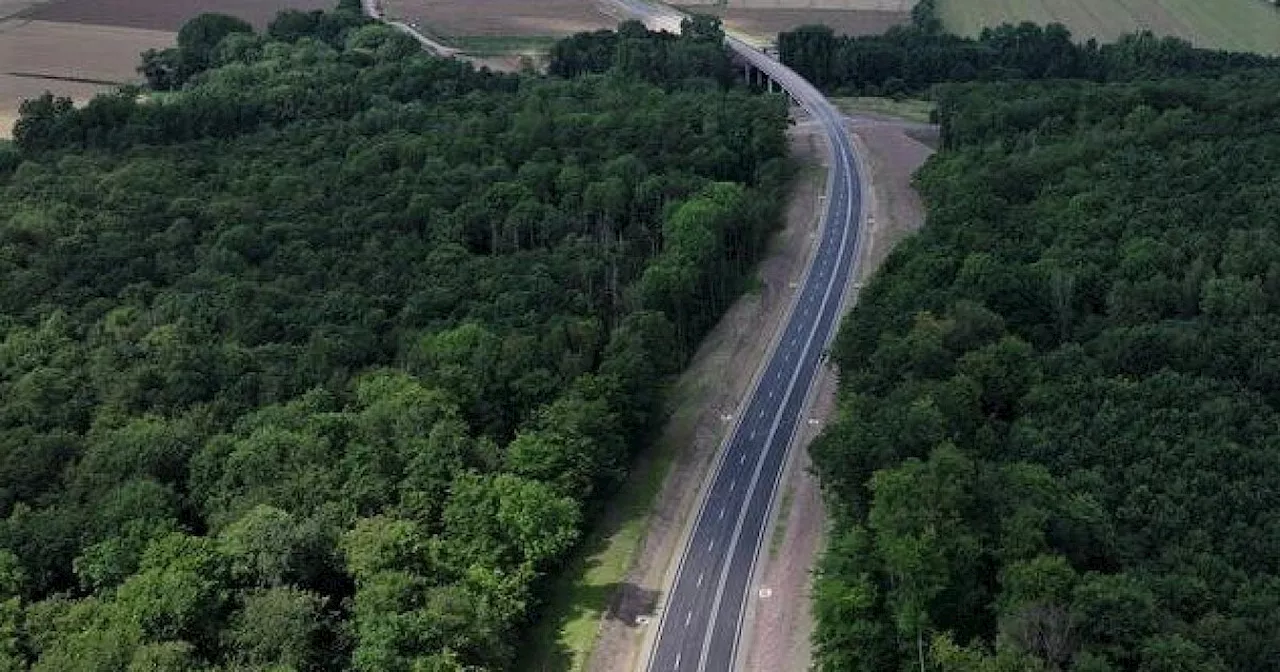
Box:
[675,0,910,37]
[936,0,1280,54]
[0,0,339,138]
[381,0,614,41]
[16,0,333,30]
[675,6,908,37]
[0,17,172,138]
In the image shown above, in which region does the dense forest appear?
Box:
[778,0,1280,96]
[810,55,1280,672]
[0,5,790,670]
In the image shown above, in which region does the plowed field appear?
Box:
[18,0,333,30]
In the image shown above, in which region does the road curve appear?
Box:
[605,3,865,671]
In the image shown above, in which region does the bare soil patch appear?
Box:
[382,0,614,39]
[675,6,908,38]
[846,114,936,271]
[19,0,333,31]
[0,19,173,138]
[738,111,936,672]
[585,117,827,672]
[0,19,171,81]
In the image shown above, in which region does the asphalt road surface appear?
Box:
[607,4,864,671]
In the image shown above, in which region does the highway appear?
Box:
[606,3,865,671]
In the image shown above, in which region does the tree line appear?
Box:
[0,8,789,671]
[778,0,1280,97]
[810,63,1280,672]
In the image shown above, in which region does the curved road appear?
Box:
[608,3,865,671]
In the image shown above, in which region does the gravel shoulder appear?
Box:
[737,110,936,672]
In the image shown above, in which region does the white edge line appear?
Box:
[725,104,868,672]
[697,99,857,672]
[622,5,843,671]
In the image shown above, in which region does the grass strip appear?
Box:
[448,35,560,57]
[831,96,935,124]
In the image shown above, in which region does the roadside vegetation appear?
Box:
[0,5,791,670]
[807,29,1280,672]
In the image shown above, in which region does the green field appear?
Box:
[937,0,1280,54]
[831,96,936,123]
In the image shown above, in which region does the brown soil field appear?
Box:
[382,0,615,38]
[0,18,173,138]
[0,74,102,138]
[19,0,334,31]
[675,6,909,37]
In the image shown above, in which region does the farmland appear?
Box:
[16,0,333,30]
[381,0,614,41]
[675,0,910,38]
[0,0,345,138]
[674,6,908,38]
[0,18,172,138]
[936,0,1280,54]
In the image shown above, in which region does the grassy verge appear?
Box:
[831,96,935,124]
[447,35,560,57]
[520,383,713,672]
[767,484,795,559]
